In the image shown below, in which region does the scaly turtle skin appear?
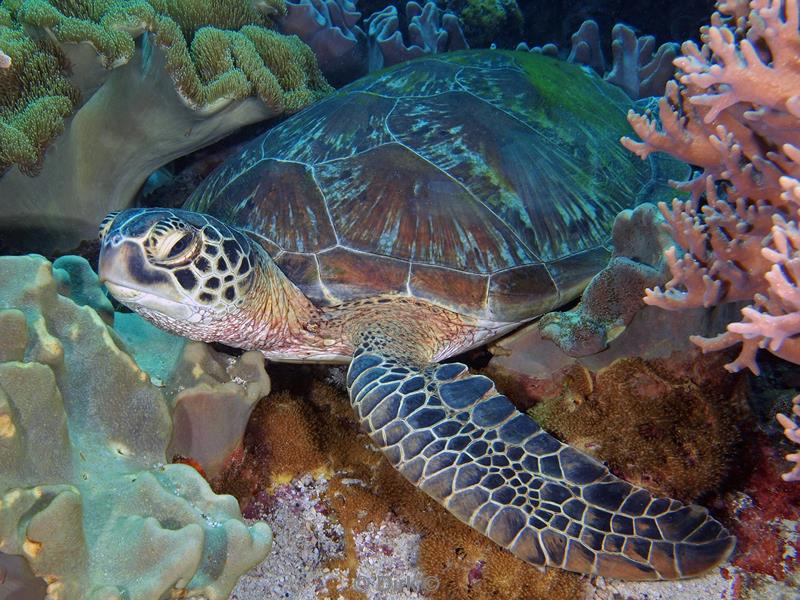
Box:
[98,50,734,580]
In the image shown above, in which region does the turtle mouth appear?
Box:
[103,281,145,302]
[103,280,185,309]
[102,280,196,321]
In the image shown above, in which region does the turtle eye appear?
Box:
[153,230,198,265]
[167,233,191,258]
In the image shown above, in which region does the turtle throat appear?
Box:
[236,246,323,353]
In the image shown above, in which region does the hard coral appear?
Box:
[0,255,271,599]
[0,0,331,253]
[622,0,800,374]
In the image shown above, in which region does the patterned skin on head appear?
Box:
[98,209,289,346]
[100,208,255,309]
[99,209,342,358]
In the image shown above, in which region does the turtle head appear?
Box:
[98,208,263,344]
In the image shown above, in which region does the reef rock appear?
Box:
[0,255,272,599]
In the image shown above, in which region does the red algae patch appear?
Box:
[726,434,800,581]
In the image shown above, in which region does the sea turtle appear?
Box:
[98,50,734,580]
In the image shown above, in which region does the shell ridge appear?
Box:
[309,164,341,248]
[383,109,542,268]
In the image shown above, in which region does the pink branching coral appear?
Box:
[776,394,800,481]
[621,0,800,375]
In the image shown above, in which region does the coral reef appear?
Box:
[622,0,800,375]
[516,0,713,58]
[217,378,587,599]
[488,222,747,501]
[105,269,273,480]
[0,6,77,176]
[0,254,271,599]
[0,553,48,599]
[446,0,522,48]
[777,395,800,482]
[604,23,680,99]
[277,1,469,85]
[0,0,331,253]
[538,203,674,356]
[277,0,368,87]
[518,19,678,99]
[719,432,800,588]
[217,364,757,598]
[235,476,347,598]
[525,352,746,502]
[165,342,271,478]
[365,0,468,71]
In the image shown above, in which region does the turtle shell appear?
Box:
[185,50,685,323]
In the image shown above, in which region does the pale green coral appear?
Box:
[0,255,272,599]
[0,17,78,174]
[0,0,331,252]
[1,0,326,160]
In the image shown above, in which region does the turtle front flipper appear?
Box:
[346,341,735,580]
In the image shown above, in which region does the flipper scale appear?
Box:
[347,348,735,580]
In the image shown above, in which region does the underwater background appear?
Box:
[0,0,799,599]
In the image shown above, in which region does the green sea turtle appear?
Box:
[98,50,734,580]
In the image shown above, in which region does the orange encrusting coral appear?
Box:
[621,0,800,380]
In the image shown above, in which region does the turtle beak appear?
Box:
[98,239,195,320]
[98,238,169,290]
[98,238,136,287]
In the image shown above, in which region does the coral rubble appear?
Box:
[0,255,271,599]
